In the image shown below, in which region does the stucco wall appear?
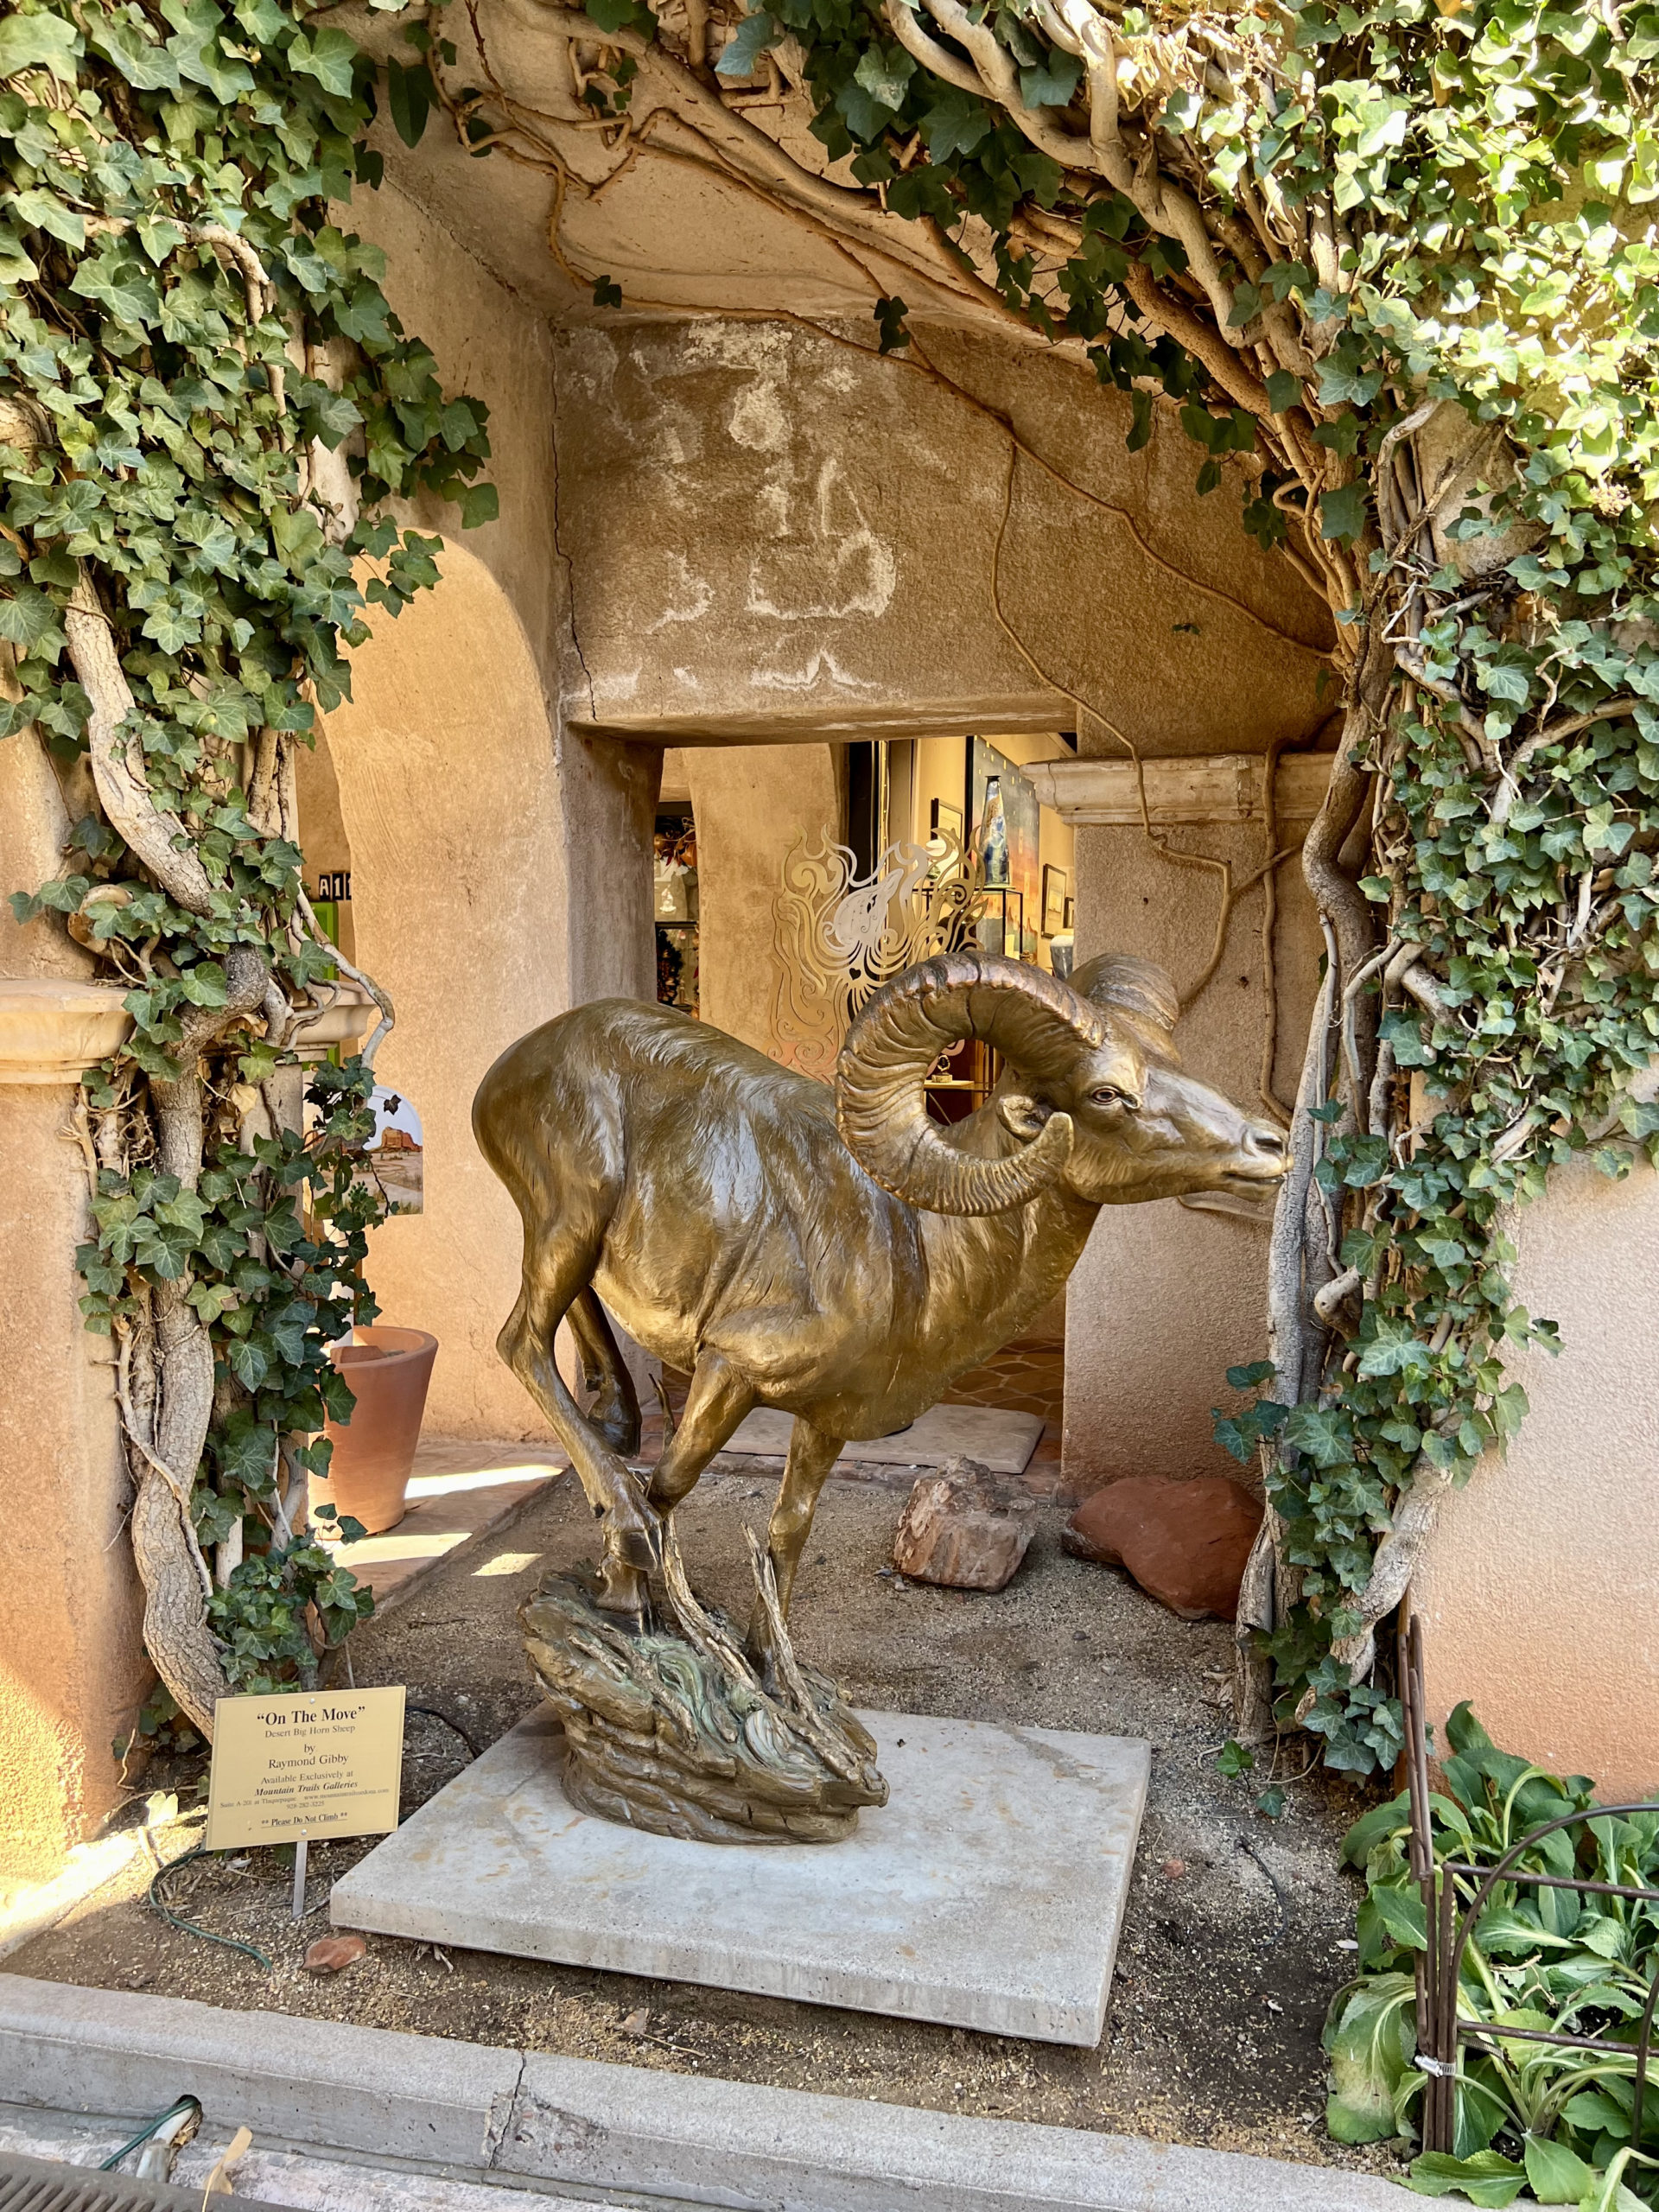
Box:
[553,318,1331,750]
[345,176,563,683]
[0,722,144,1883]
[683,744,843,1057]
[306,181,662,1441]
[320,541,656,1441]
[1064,821,1322,1491]
[1413,1156,1659,1796]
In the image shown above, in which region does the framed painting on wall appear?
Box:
[364,1088,423,1216]
[967,740,1040,958]
[1041,865,1069,936]
[928,798,965,861]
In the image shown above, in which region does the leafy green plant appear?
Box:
[1217,1736,1257,1779]
[1,0,491,1731]
[1326,1705,1659,2207]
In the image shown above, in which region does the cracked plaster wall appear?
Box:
[551,316,1332,752]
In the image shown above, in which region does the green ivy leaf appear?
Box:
[587,0,655,32]
[1226,1360,1275,1389]
[1019,49,1079,106]
[385,58,431,148]
[288,27,359,98]
[1264,368,1300,413]
[89,16,181,89]
[460,482,499,529]
[919,85,992,159]
[0,586,67,661]
[1320,482,1370,544]
[0,10,82,79]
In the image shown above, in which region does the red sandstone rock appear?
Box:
[1064,1475,1262,1620]
[302,1932,366,1974]
[892,1458,1037,1591]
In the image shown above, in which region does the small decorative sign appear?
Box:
[204,1687,406,1852]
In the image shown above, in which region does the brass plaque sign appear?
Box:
[204,1687,406,1851]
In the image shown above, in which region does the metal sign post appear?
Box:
[291,1835,308,1920]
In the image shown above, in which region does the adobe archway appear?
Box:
[308,538,658,1440]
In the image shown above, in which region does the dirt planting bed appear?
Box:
[11,1460,1403,2178]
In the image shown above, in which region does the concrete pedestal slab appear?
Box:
[331,1706,1149,2045]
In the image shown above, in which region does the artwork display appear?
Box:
[475,949,1287,1845]
[365,1086,423,1215]
[968,739,1039,959]
[653,835,696,923]
[926,797,964,870]
[1042,866,1069,937]
[975,888,1023,960]
[654,813,699,1015]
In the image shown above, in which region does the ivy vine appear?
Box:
[0,0,492,1731]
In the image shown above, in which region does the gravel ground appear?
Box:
[11,1460,1406,2180]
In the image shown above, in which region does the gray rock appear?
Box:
[891,1458,1037,1591]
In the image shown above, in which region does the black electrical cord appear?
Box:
[148,1839,272,1970]
[99,2095,201,2171]
[405,1703,481,1758]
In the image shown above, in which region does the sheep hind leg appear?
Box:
[498,1243,658,1619]
[565,1287,640,1456]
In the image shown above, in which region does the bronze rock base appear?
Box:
[519,1528,887,1846]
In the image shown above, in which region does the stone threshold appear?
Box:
[319,1440,569,1612]
[0,1975,1413,2212]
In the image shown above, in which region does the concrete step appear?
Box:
[0,1974,1412,2212]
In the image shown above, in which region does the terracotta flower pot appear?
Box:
[311,1325,438,1536]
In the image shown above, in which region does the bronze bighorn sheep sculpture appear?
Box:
[474,950,1287,1674]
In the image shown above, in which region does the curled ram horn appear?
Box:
[834,951,1109,1216]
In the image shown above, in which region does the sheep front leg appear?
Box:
[645,1350,755,1512]
[746,1417,842,1679]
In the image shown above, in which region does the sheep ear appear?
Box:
[998,1092,1052,1142]
[1071,954,1181,1059]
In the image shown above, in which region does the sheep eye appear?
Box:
[1091,1085,1134,1109]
